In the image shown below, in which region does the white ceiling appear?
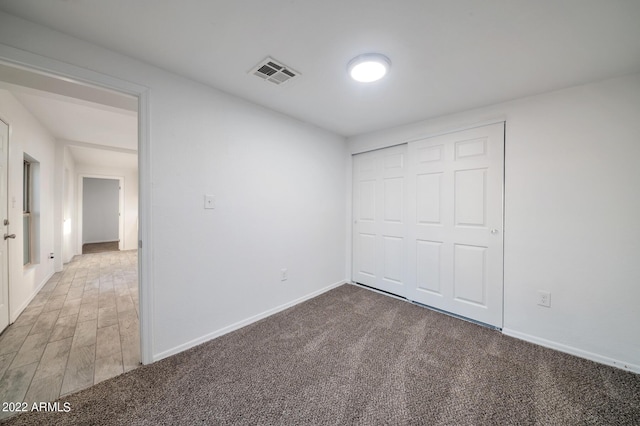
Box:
[0,63,138,169]
[67,145,137,171]
[11,91,137,151]
[0,1,639,136]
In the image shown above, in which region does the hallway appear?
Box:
[0,250,139,418]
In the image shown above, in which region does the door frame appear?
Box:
[0,117,9,333]
[0,43,154,364]
[77,174,125,252]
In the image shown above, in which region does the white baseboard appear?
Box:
[502,328,640,374]
[153,280,346,362]
[10,270,55,323]
[83,240,119,245]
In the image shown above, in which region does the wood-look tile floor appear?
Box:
[0,250,139,420]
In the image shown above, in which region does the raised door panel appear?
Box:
[416,173,442,225]
[356,233,377,283]
[455,137,487,160]
[453,244,487,306]
[454,168,487,228]
[383,177,403,223]
[415,240,442,295]
[358,180,376,222]
[382,236,404,288]
[383,152,404,170]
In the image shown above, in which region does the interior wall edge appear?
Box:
[152,279,347,362]
[9,270,54,323]
[502,328,640,374]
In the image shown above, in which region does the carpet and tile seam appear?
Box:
[2,284,638,425]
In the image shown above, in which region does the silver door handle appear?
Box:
[490,229,499,234]
[4,234,15,240]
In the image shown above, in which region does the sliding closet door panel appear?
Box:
[407,123,504,327]
[352,144,408,296]
[353,168,377,287]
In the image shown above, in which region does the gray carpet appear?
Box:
[3,284,639,425]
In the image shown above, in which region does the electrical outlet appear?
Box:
[280,268,288,281]
[204,195,215,209]
[537,290,551,307]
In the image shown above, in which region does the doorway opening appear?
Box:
[80,176,123,254]
[0,58,146,408]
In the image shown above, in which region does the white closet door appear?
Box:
[406,123,504,327]
[352,144,408,296]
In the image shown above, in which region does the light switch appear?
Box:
[204,195,215,209]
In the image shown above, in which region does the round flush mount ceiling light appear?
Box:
[348,53,391,83]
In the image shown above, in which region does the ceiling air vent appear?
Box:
[250,57,299,85]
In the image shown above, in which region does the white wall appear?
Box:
[0,10,636,373]
[53,142,78,271]
[0,10,637,373]
[82,177,119,244]
[62,146,77,263]
[0,12,347,359]
[349,73,640,372]
[149,86,346,358]
[0,89,56,320]
[74,163,138,252]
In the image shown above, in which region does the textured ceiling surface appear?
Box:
[0,1,639,136]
